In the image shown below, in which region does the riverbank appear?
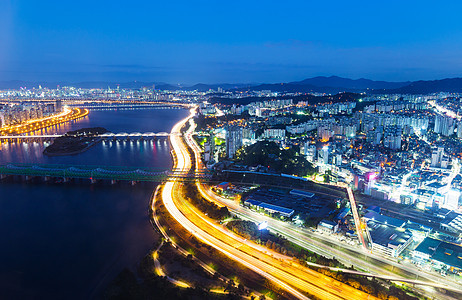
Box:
[43,138,102,156]
[0,108,189,300]
[0,108,89,136]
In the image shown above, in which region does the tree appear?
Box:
[235,141,316,176]
[377,291,388,300]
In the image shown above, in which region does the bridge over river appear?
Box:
[0,132,178,141]
[0,163,211,183]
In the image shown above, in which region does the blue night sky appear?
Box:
[1,0,462,84]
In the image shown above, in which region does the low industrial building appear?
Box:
[216,182,230,191]
[403,222,432,242]
[317,219,339,234]
[244,199,295,217]
[363,211,406,228]
[290,189,315,198]
[440,212,462,235]
[335,207,350,220]
[413,237,462,273]
[367,221,413,257]
[364,211,431,243]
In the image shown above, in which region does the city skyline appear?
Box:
[1,1,462,83]
[2,79,462,299]
[3,1,462,299]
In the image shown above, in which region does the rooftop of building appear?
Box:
[403,221,432,233]
[290,189,315,198]
[441,212,462,232]
[414,237,462,269]
[319,219,337,227]
[244,199,294,215]
[364,211,406,228]
[367,205,381,213]
[367,221,412,248]
[426,182,447,189]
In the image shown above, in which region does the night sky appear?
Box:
[1,1,461,84]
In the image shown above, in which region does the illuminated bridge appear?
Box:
[67,103,191,110]
[100,132,172,138]
[0,132,177,140]
[0,163,212,183]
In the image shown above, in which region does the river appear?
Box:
[0,108,189,299]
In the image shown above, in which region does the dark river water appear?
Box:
[0,108,189,299]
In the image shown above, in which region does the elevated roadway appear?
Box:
[0,163,211,182]
[0,132,174,139]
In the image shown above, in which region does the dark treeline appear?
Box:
[104,254,243,300]
[235,141,316,176]
[209,92,361,106]
[184,183,229,220]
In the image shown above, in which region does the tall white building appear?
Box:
[263,128,286,140]
[430,147,445,168]
[458,121,462,138]
[444,189,460,211]
[434,115,456,136]
[226,126,243,159]
[318,146,329,164]
[383,126,402,150]
[0,112,5,128]
[318,125,333,141]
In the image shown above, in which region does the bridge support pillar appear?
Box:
[111,179,117,185]
[131,180,137,186]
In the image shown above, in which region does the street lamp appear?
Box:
[258,221,268,231]
[258,221,268,242]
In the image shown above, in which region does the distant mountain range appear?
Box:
[1,76,462,94]
[233,76,462,94]
[0,80,253,92]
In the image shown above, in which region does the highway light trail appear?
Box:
[160,108,378,300]
[161,111,310,299]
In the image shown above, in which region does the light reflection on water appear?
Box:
[0,108,189,300]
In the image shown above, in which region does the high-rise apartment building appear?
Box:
[226,126,243,159]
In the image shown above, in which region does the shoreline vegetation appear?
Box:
[43,127,108,156]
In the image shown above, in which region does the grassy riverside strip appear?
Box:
[104,255,233,300]
[104,188,226,300]
[183,182,230,220]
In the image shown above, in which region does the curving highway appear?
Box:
[160,108,379,300]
